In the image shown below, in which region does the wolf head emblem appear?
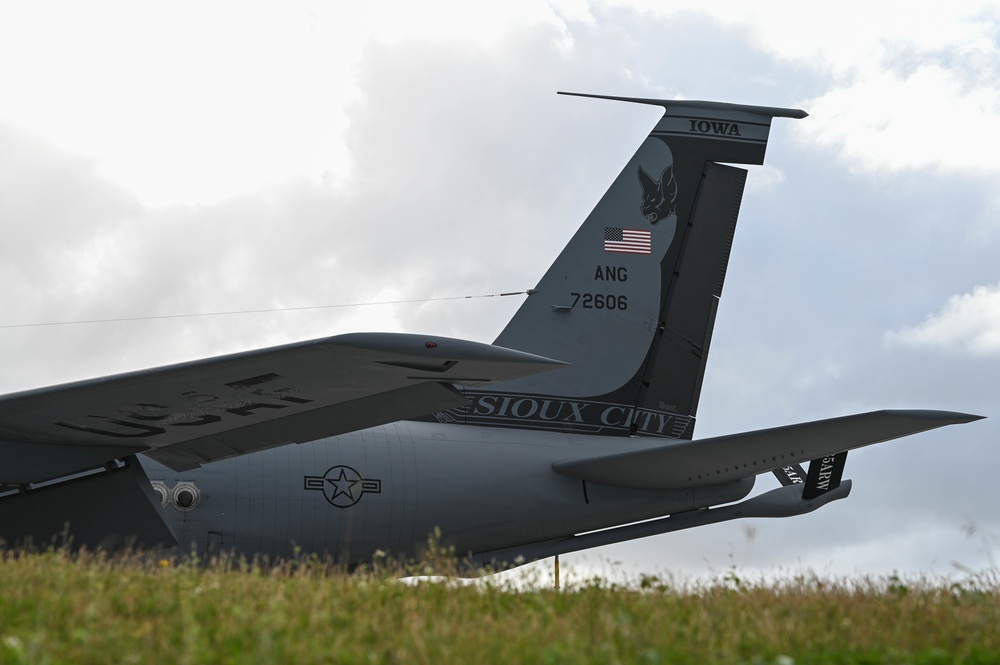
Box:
[638,165,677,225]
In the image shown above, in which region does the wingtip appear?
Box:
[882,409,986,425]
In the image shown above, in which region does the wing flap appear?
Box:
[552,410,983,490]
[0,332,566,483]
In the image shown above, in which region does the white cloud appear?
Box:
[615,1,1000,176]
[0,2,358,206]
[612,0,996,71]
[887,283,1000,355]
[742,163,786,194]
[800,64,1000,175]
[5,1,998,204]
[0,0,568,207]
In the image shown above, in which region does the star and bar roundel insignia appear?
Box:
[304,465,382,508]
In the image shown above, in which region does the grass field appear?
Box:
[2,547,999,665]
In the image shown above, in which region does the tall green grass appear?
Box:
[1,547,998,664]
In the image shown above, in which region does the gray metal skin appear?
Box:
[139,421,754,567]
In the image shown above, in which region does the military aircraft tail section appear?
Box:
[0,92,985,567]
[443,94,807,439]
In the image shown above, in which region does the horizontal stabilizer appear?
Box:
[553,410,982,490]
[556,92,809,119]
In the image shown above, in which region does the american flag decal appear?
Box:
[604,227,652,255]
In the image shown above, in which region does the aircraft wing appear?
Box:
[552,410,983,490]
[0,332,566,484]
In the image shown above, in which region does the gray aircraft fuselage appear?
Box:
[141,420,753,564]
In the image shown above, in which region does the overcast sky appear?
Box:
[2,0,998,581]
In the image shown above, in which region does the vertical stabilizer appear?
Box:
[439,94,806,439]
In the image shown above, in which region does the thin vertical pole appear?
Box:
[554,554,560,592]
